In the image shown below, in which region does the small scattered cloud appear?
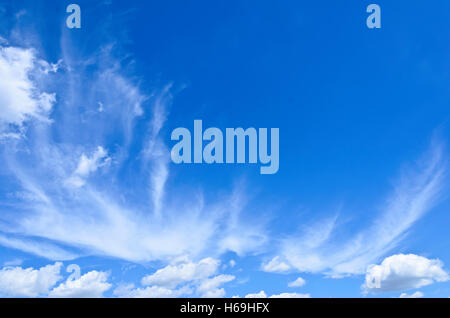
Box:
[262,256,291,273]
[114,284,189,298]
[245,290,267,298]
[399,291,424,298]
[244,290,310,298]
[288,277,306,288]
[65,146,111,188]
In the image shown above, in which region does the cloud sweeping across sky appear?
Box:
[271,141,447,276]
[0,0,450,298]
[0,39,266,264]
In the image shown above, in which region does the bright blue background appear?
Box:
[0,0,449,297]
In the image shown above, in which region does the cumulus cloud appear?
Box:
[364,254,449,292]
[245,290,268,298]
[0,262,112,298]
[262,256,291,273]
[288,277,306,288]
[141,258,220,289]
[244,290,310,298]
[114,284,190,298]
[0,45,56,137]
[197,274,235,298]
[0,262,62,297]
[49,268,112,298]
[117,258,234,298]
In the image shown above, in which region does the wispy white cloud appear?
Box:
[141,84,172,217]
[0,234,78,261]
[0,39,265,265]
[197,274,235,298]
[244,290,267,298]
[3,258,23,267]
[65,146,111,188]
[269,292,311,298]
[272,142,446,276]
[216,187,268,256]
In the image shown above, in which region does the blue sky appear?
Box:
[0,0,449,298]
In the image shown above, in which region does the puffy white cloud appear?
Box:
[113,284,190,298]
[364,254,449,292]
[270,292,310,298]
[0,262,113,298]
[288,277,306,288]
[197,274,235,298]
[141,258,220,289]
[0,263,62,297]
[244,290,310,298]
[245,290,267,298]
[0,45,56,136]
[399,291,424,298]
[118,258,234,298]
[49,270,112,298]
[262,256,291,273]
